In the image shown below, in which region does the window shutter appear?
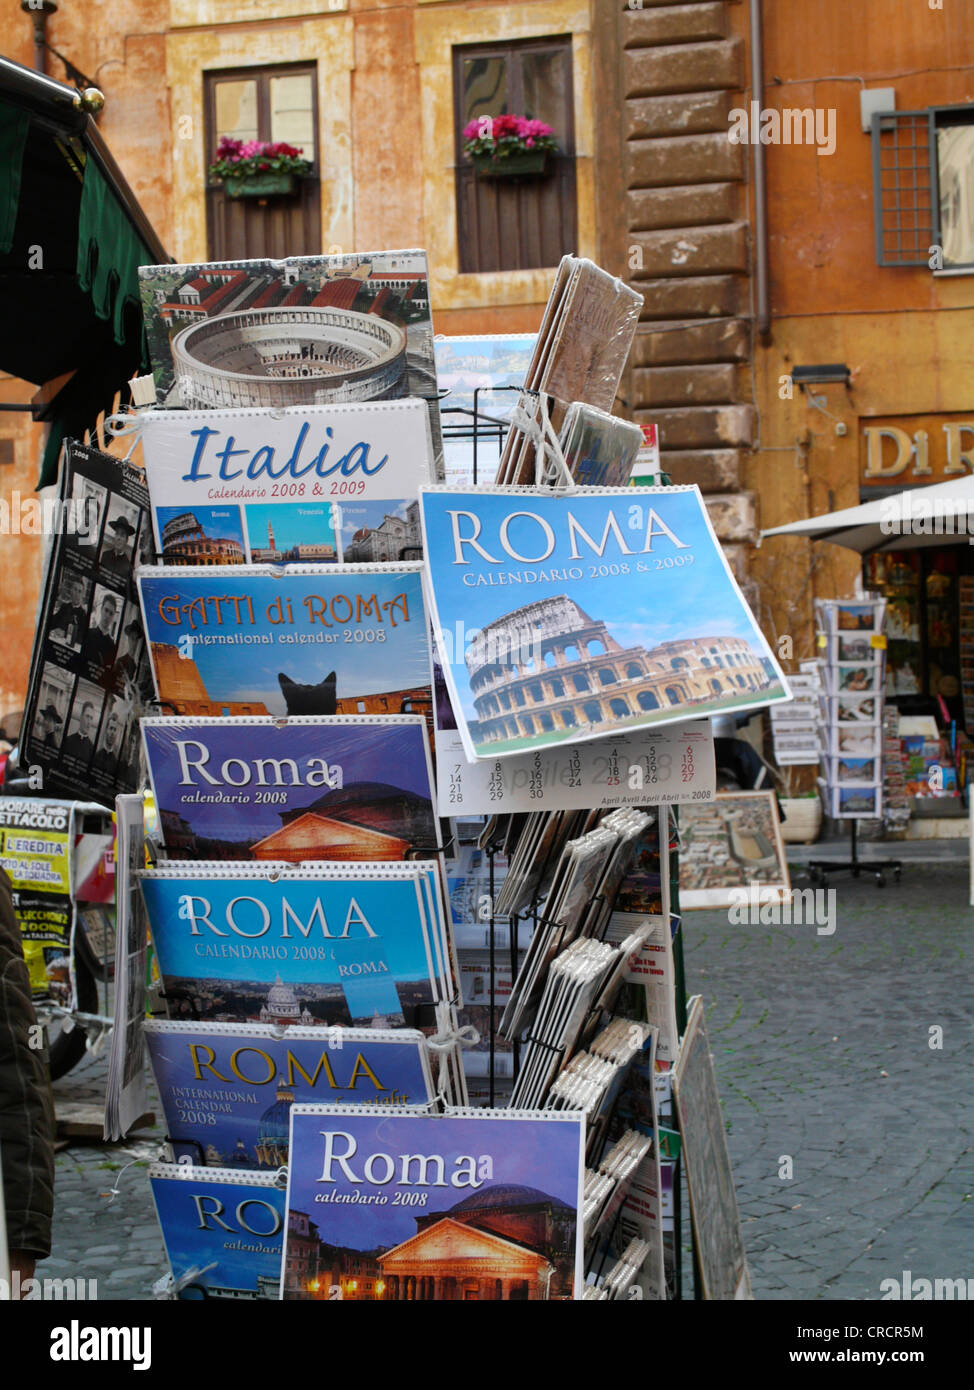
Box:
[871,110,936,267]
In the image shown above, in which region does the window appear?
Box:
[453,36,576,274]
[205,64,320,260]
[872,105,974,270]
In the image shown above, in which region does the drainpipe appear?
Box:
[20,2,58,76]
[750,0,770,337]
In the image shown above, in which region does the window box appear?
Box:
[223,171,300,199]
[472,150,549,179]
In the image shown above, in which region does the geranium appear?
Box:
[461,113,559,162]
[208,137,313,183]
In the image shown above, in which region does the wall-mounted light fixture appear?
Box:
[790,364,852,390]
[20,0,100,97]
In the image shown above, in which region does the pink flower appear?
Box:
[492,114,520,139]
[525,137,535,148]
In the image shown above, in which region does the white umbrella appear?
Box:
[759,474,974,552]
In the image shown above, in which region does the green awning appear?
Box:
[0,61,168,488]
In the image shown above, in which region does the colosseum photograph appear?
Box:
[139,250,438,421]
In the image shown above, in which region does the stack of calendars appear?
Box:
[118,249,466,1296]
[770,669,821,767]
[90,242,769,1301]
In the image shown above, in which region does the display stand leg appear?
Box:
[487,846,496,1108]
[807,817,902,887]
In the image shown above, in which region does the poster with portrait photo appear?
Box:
[32,664,75,759]
[82,584,122,677]
[98,493,140,577]
[114,601,150,701]
[91,694,132,783]
[48,568,92,653]
[20,439,152,804]
[66,472,107,562]
[61,678,106,769]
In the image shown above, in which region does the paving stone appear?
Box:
[684,862,974,1300]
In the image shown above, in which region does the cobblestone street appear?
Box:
[684,858,974,1301]
[35,851,974,1301]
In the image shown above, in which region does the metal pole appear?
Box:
[20,2,58,77]
[750,0,770,337]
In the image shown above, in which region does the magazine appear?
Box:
[137,400,433,565]
[141,715,437,862]
[0,797,108,1009]
[145,1020,434,1165]
[138,248,443,473]
[420,485,790,759]
[140,863,454,1031]
[282,1106,585,1300]
[104,794,149,1140]
[137,564,434,741]
[149,1164,286,1300]
[19,440,154,803]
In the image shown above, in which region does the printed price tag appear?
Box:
[436,723,715,816]
[870,633,887,650]
[817,633,828,649]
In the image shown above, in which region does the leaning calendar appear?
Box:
[420,484,790,760]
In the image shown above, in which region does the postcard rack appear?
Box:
[439,383,524,484]
[473,805,690,1298]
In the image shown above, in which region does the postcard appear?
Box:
[149,1165,285,1300]
[830,783,883,820]
[558,403,643,488]
[825,661,884,694]
[420,485,790,760]
[19,440,153,804]
[678,791,790,909]
[145,1021,434,1165]
[434,334,536,486]
[138,400,433,565]
[829,724,881,757]
[140,864,451,1030]
[137,564,433,740]
[138,248,442,472]
[829,756,879,783]
[282,1106,585,1300]
[833,694,880,724]
[141,715,437,861]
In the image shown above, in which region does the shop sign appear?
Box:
[860,413,974,486]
